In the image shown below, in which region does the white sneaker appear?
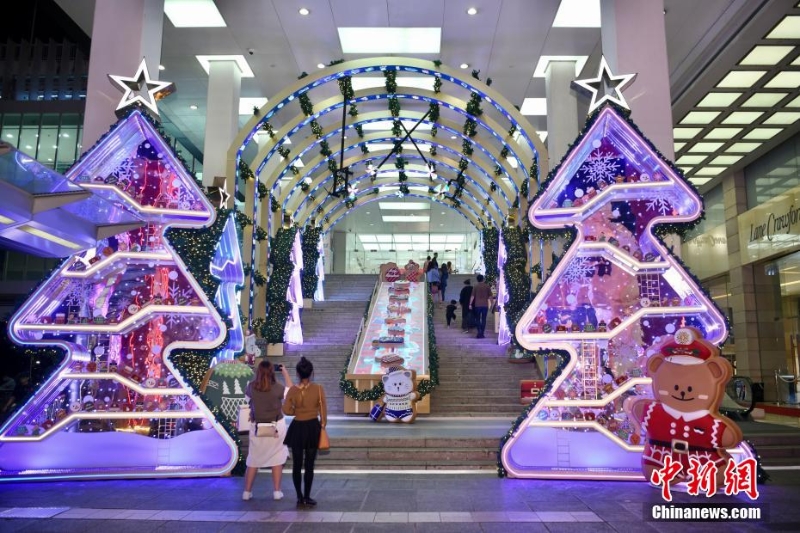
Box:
[242,491,253,501]
[273,490,284,501]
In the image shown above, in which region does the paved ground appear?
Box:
[0,470,797,532]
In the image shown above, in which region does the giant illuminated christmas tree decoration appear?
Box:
[499,98,755,479]
[0,110,238,480]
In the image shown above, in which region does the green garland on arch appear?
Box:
[301,226,322,299]
[481,227,499,285]
[501,224,531,350]
[260,226,298,343]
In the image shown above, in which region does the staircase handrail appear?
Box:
[349,278,381,367]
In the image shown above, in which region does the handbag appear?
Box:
[317,385,330,450]
[237,404,251,432]
[318,427,330,451]
[255,422,279,438]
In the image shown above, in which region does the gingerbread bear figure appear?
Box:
[378,367,420,423]
[624,327,743,485]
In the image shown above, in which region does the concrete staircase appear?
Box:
[280,274,376,415]
[431,274,541,417]
[267,273,540,471]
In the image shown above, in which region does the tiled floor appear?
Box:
[0,472,796,532]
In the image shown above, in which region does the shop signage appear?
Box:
[739,183,800,265]
[682,224,728,279]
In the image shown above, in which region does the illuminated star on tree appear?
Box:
[573,55,636,113]
[108,59,175,116]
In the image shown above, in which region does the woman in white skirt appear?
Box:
[243,360,293,501]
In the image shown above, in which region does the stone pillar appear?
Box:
[203,60,242,188]
[83,0,165,150]
[544,60,580,165]
[724,171,789,401]
[600,0,672,158]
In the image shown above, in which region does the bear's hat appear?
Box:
[659,327,714,365]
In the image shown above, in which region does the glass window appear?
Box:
[745,132,800,209]
[56,114,79,172]
[19,114,40,157]
[38,114,59,168]
[1,113,21,147]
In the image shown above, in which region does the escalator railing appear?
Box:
[721,375,757,420]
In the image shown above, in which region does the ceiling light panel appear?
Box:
[763,112,800,125]
[739,45,794,65]
[520,98,547,116]
[690,177,713,186]
[673,127,702,139]
[688,142,724,153]
[538,131,548,142]
[693,167,725,176]
[382,215,431,222]
[552,0,601,27]
[361,120,431,132]
[726,142,761,153]
[674,142,686,152]
[164,0,226,27]
[787,95,800,108]
[379,202,430,210]
[680,111,721,124]
[716,71,766,88]
[238,97,268,115]
[704,127,742,139]
[696,93,741,107]
[743,128,782,140]
[709,155,743,165]
[766,16,800,39]
[741,93,788,107]
[765,72,800,88]
[676,155,708,165]
[721,111,764,124]
[338,28,441,54]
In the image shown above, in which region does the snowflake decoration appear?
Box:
[579,149,620,184]
[112,158,137,183]
[62,281,85,308]
[562,257,596,284]
[645,191,674,216]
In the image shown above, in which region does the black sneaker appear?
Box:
[304,497,318,507]
[296,499,307,508]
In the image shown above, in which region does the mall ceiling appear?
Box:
[54,0,800,216]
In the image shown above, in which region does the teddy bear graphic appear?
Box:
[624,327,743,484]
[378,367,420,423]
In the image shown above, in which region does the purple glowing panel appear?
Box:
[501,106,728,480]
[284,229,304,345]
[497,231,511,346]
[0,144,85,195]
[0,111,237,481]
[211,214,244,362]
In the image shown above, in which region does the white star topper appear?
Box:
[108,59,175,116]
[574,56,636,114]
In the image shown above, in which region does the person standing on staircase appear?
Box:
[470,274,492,339]
[242,360,293,502]
[282,357,327,508]
[439,263,449,303]
[459,279,473,333]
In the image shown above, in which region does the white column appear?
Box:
[83,0,164,150]
[601,0,673,158]
[544,60,580,165]
[203,60,242,188]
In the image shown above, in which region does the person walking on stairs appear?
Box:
[470,274,492,339]
[282,357,327,508]
[446,299,458,327]
[459,279,473,333]
[439,264,449,303]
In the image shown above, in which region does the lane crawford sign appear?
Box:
[739,183,800,265]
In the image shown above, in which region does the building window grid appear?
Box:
[0,112,82,170]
